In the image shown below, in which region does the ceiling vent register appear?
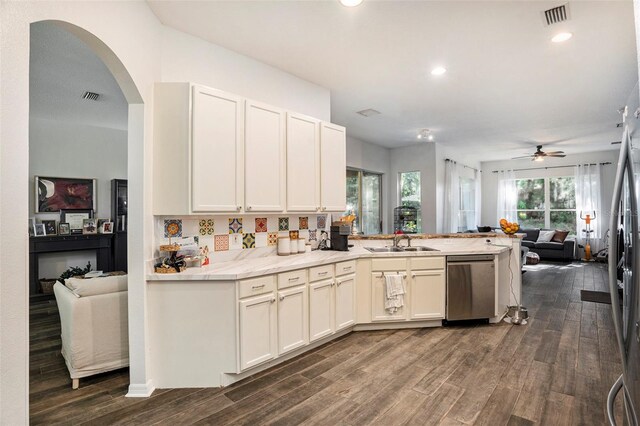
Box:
[356,108,381,117]
[82,91,101,101]
[542,4,570,26]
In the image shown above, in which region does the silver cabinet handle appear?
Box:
[331,281,336,287]
[288,277,300,282]
[236,206,242,211]
[336,280,341,286]
[412,273,416,278]
[247,206,252,210]
[344,266,352,271]
[321,207,326,211]
[317,206,321,211]
[318,271,328,276]
[279,295,285,301]
[252,284,265,290]
[270,298,276,304]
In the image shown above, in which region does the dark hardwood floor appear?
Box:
[30,261,623,425]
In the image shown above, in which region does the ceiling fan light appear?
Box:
[534,156,545,162]
[431,67,446,76]
[339,0,363,6]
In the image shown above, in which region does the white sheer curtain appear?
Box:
[575,164,602,252]
[443,160,460,233]
[496,170,517,223]
[474,169,482,229]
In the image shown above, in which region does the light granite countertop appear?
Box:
[146,238,513,281]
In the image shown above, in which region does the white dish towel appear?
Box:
[384,274,405,314]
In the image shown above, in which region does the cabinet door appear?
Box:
[287,113,320,212]
[239,293,277,371]
[335,274,356,331]
[410,270,446,320]
[309,279,335,342]
[277,285,309,355]
[191,86,244,213]
[320,122,346,212]
[371,273,407,322]
[245,101,286,212]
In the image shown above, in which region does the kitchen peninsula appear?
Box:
[146,233,522,389]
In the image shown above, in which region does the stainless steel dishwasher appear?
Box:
[446,255,495,320]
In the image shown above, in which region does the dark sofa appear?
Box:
[520,229,575,261]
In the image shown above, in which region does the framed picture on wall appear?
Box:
[35,176,96,213]
[60,209,93,234]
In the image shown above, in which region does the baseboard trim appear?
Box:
[126,379,155,398]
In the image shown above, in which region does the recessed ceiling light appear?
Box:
[339,0,363,6]
[431,67,446,76]
[551,32,572,43]
[428,134,434,141]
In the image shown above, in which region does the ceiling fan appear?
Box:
[512,145,566,162]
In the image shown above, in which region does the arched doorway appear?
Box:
[26,19,150,413]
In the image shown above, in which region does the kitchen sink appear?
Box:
[401,246,439,252]
[364,246,439,253]
[364,247,405,252]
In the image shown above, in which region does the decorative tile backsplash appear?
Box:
[155,214,330,258]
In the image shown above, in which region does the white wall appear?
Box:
[345,136,391,233]
[1,2,331,422]
[481,149,620,226]
[389,143,437,233]
[160,27,330,121]
[30,117,127,219]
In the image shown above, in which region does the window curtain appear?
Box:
[496,169,517,223]
[474,169,482,229]
[443,160,460,233]
[575,164,602,253]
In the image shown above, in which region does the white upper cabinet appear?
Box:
[192,86,244,213]
[245,101,286,212]
[286,113,320,212]
[320,122,347,212]
[153,82,347,215]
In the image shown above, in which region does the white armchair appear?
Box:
[53,275,129,389]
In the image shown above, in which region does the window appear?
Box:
[458,177,476,232]
[345,169,382,234]
[399,171,421,233]
[515,176,576,233]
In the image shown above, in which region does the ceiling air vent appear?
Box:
[542,4,570,26]
[356,108,381,117]
[82,91,101,101]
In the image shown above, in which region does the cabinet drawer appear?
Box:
[371,258,407,272]
[411,257,445,270]
[238,275,276,298]
[309,265,334,282]
[335,260,356,276]
[278,269,308,289]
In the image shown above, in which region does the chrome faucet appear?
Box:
[393,234,412,248]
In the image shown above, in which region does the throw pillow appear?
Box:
[536,230,556,243]
[65,275,128,298]
[552,230,569,243]
[522,229,540,242]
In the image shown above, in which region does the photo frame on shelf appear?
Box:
[82,218,98,235]
[60,209,93,234]
[102,222,114,234]
[29,218,35,236]
[42,220,57,236]
[35,176,96,213]
[34,223,46,237]
[58,223,71,235]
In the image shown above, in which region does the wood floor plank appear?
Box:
[474,383,520,426]
[576,336,601,379]
[406,383,465,426]
[539,390,575,425]
[511,360,554,422]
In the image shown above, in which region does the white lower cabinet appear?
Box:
[239,292,277,371]
[277,285,309,354]
[371,272,407,322]
[409,270,446,320]
[335,274,356,330]
[309,279,335,342]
